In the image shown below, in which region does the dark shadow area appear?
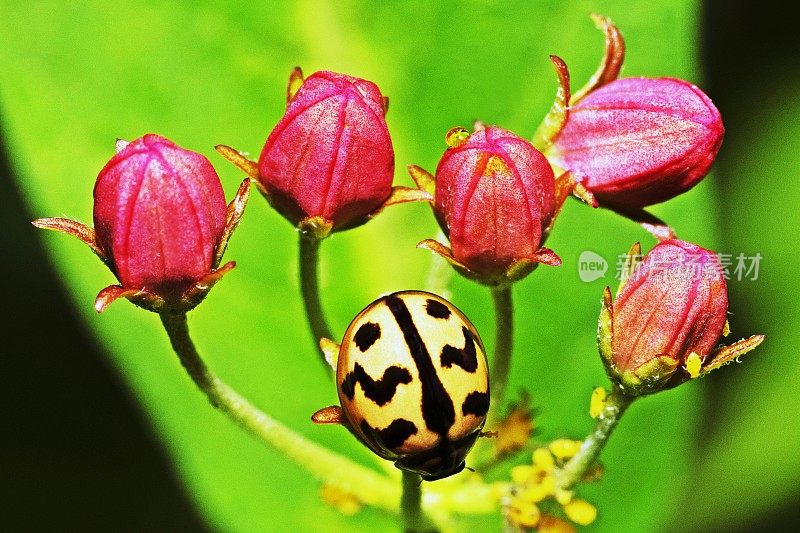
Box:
[0,117,206,530]
[702,0,800,530]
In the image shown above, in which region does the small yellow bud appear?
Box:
[511,465,536,485]
[563,499,597,526]
[685,352,702,378]
[507,499,541,528]
[532,447,555,469]
[723,319,731,337]
[554,487,573,505]
[491,395,535,457]
[549,439,582,460]
[589,387,607,418]
[518,475,555,503]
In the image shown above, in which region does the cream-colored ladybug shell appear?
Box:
[337,291,490,458]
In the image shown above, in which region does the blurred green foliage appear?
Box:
[677,71,800,531]
[1,1,794,531]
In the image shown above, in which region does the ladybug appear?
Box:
[312,290,490,481]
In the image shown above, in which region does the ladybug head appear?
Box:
[395,431,480,481]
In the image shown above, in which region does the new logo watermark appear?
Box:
[576,250,762,282]
[578,251,608,282]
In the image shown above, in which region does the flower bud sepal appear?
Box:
[597,288,681,396]
[93,260,237,314]
[417,238,560,287]
[215,148,430,240]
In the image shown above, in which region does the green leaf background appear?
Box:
[2,1,796,531]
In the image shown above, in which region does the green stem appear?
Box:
[401,471,437,533]
[555,387,635,490]
[488,285,514,424]
[299,235,335,372]
[466,285,514,470]
[159,312,399,511]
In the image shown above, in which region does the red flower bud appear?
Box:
[599,239,728,394]
[33,133,249,312]
[549,77,724,208]
[92,134,228,303]
[430,126,560,284]
[258,70,394,233]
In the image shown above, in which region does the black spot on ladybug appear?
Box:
[384,295,456,434]
[341,363,412,406]
[354,321,381,352]
[462,391,490,417]
[440,327,478,372]
[375,419,418,449]
[425,299,451,319]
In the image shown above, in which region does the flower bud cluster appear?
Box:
[31,16,764,531]
[507,440,598,530]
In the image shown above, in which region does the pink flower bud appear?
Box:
[433,126,559,284]
[550,77,724,208]
[93,134,228,301]
[601,239,728,394]
[258,70,394,231]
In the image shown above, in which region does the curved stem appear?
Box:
[555,387,635,490]
[488,285,514,424]
[401,471,437,533]
[159,312,399,511]
[299,235,335,372]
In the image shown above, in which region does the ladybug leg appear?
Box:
[311,406,345,425]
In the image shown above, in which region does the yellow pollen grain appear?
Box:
[589,387,607,419]
[549,439,583,460]
[686,352,702,379]
[563,499,597,526]
[484,155,510,176]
